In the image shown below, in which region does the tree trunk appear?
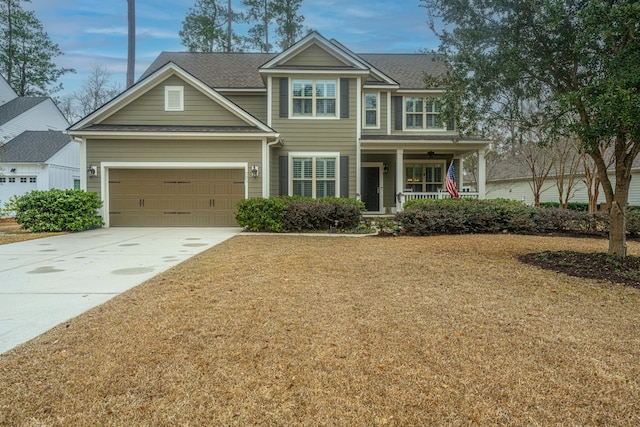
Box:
[608,199,627,258]
[127,0,135,88]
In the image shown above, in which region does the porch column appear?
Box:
[477,148,486,199]
[396,148,404,211]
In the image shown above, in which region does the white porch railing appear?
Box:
[400,191,479,204]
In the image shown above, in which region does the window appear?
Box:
[20,177,27,183]
[29,177,37,183]
[74,179,81,190]
[292,79,337,117]
[363,93,378,128]
[405,162,444,192]
[0,177,5,183]
[405,97,442,129]
[292,156,337,198]
[165,86,184,111]
[8,177,15,183]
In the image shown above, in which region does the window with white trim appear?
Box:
[165,86,184,111]
[405,97,442,129]
[8,177,15,183]
[29,177,37,183]
[363,93,379,128]
[0,177,5,183]
[405,162,444,192]
[292,79,337,117]
[20,177,27,183]
[292,156,337,198]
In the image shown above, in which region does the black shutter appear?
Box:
[393,96,403,130]
[340,155,349,198]
[279,77,288,118]
[340,78,349,118]
[447,118,455,131]
[279,156,288,196]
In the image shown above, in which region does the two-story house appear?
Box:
[67,32,490,227]
[1,75,79,207]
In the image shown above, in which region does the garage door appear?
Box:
[109,169,245,226]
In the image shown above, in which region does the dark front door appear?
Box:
[361,166,380,212]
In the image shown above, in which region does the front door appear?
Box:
[361,166,380,212]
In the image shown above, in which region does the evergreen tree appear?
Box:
[272,0,304,50]
[242,0,274,53]
[0,0,73,96]
[180,0,242,52]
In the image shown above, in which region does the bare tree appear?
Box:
[551,136,582,209]
[127,0,135,88]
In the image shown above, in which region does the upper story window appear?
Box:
[405,97,442,130]
[292,79,337,118]
[363,93,379,128]
[164,86,184,111]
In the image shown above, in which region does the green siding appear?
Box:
[226,93,268,123]
[87,139,263,199]
[102,75,249,127]
[283,44,347,67]
[269,77,358,198]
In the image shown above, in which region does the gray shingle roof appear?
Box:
[0,97,48,126]
[140,51,445,91]
[141,52,276,89]
[1,130,72,162]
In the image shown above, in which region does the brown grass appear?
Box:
[1,234,639,426]
[0,218,62,244]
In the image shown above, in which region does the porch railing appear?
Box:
[399,191,479,205]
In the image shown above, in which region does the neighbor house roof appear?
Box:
[0,97,48,126]
[1,130,72,162]
[140,51,444,91]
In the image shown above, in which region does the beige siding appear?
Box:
[225,93,268,123]
[101,76,248,127]
[283,44,347,67]
[86,139,263,199]
[361,91,388,136]
[269,77,358,198]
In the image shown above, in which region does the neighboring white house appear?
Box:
[0,131,80,205]
[485,157,640,207]
[0,75,79,208]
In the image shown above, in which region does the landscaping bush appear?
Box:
[627,209,640,236]
[532,208,608,235]
[396,209,468,235]
[9,189,103,232]
[235,197,288,232]
[235,196,364,232]
[540,202,589,211]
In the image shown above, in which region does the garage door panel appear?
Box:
[109,168,244,227]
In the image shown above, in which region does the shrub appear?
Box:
[10,189,103,232]
[235,197,288,232]
[396,209,467,236]
[627,209,640,236]
[235,196,363,232]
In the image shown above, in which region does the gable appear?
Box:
[100,75,250,127]
[281,43,352,68]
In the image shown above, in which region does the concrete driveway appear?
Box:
[0,227,242,354]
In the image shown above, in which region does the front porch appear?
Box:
[358,137,489,214]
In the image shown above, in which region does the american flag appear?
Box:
[445,162,460,199]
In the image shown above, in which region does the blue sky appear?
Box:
[26,0,438,97]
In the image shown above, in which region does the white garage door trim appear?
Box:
[100,162,249,227]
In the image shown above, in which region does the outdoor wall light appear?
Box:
[87,165,97,176]
[251,165,259,178]
[383,163,389,174]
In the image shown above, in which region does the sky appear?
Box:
[25,0,439,98]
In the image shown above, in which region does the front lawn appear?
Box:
[1,234,638,425]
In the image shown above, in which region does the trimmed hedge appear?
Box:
[539,202,589,211]
[235,196,364,232]
[9,189,103,232]
[397,198,622,237]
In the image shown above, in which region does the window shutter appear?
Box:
[393,96,403,130]
[340,78,349,118]
[279,155,288,196]
[279,78,288,118]
[340,155,349,198]
[447,118,455,131]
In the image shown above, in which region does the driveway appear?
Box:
[0,227,241,354]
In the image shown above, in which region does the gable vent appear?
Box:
[165,86,184,111]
